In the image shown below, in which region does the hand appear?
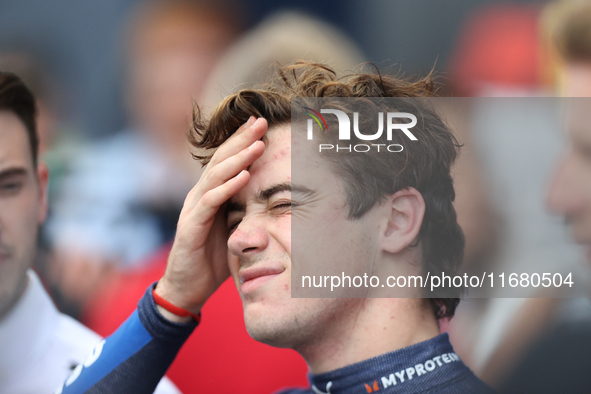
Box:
[155,117,267,318]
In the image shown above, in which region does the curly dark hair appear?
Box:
[189,62,464,319]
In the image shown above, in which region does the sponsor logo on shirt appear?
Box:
[363,352,460,392]
[312,381,333,394]
[364,380,380,392]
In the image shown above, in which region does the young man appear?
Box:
[0,72,178,394]
[500,3,591,392]
[546,2,591,262]
[60,63,493,393]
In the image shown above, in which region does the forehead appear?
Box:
[0,111,33,169]
[231,123,332,201]
[235,125,292,199]
[230,122,346,207]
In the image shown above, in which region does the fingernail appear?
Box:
[248,141,258,150]
[246,116,255,127]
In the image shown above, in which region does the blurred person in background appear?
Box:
[0,47,95,317]
[443,3,589,388]
[45,0,240,318]
[500,1,591,392]
[0,47,90,203]
[81,11,365,393]
[0,71,178,394]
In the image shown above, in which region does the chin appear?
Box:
[244,319,295,348]
[242,305,305,349]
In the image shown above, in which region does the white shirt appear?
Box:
[0,270,180,394]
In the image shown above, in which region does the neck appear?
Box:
[298,298,440,374]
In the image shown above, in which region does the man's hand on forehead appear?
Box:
[155,116,267,322]
[207,117,266,166]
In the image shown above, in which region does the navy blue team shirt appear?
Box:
[58,283,494,393]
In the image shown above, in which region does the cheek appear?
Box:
[227,252,240,276]
[314,205,349,243]
[1,197,38,236]
[272,216,292,255]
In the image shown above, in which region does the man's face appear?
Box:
[225,124,381,349]
[128,18,232,145]
[547,95,591,262]
[0,111,47,318]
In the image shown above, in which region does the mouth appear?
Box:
[239,266,285,294]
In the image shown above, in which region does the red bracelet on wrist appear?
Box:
[152,288,201,323]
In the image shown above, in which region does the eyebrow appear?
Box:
[0,167,28,181]
[225,182,315,214]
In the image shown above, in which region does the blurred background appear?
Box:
[0,0,557,138]
[1,0,591,393]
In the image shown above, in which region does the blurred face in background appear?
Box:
[562,63,591,98]
[125,2,236,149]
[0,111,47,319]
[547,66,591,261]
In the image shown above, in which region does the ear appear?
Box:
[380,187,425,254]
[36,162,49,224]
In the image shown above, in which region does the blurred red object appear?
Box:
[448,4,543,96]
[82,244,309,394]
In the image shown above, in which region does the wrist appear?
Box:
[153,283,202,323]
[154,277,203,314]
[155,304,194,323]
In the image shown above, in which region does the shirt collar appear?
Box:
[308,333,470,394]
[0,270,60,373]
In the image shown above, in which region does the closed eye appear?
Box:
[0,181,23,195]
[272,202,292,209]
[228,220,242,231]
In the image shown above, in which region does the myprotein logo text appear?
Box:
[361,352,460,392]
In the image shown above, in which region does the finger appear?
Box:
[204,140,264,189]
[194,116,255,178]
[184,118,265,209]
[184,140,264,211]
[209,117,267,167]
[189,170,251,233]
[235,116,256,136]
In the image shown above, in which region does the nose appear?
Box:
[547,153,586,216]
[227,214,269,258]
